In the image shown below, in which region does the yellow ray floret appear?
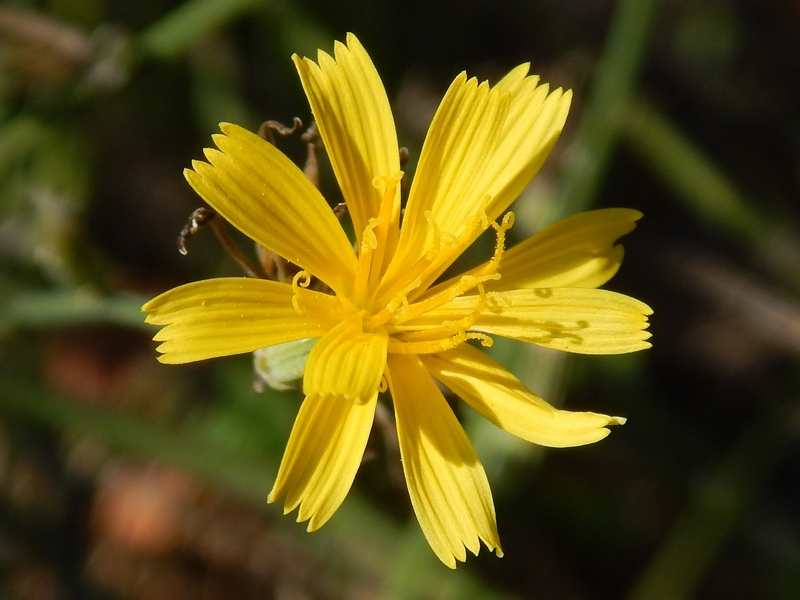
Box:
[143,278,340,364]
[267,390,378,531]
[302,313,388,403]
[422,344,625,448]
[293,33,401,251]
[185,124,358,297]
[405,288,652,355]
[387,353,502,568]
[434,208,643,293]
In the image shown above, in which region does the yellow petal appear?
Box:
[380,73,510,296]
[185,124,357,297]
[269,312,386,530]
[267,390,377,531]
[421,345,625,448]
[386,353,502,568]
[493,62,537,93]
[490,208,641,290]
[303,313,388,402]
[426,209,642,297]
[293,34,401,251]
[482,76,572,223]
[407,288,653,355]
[399,70,572,297]
[143,278,339,364]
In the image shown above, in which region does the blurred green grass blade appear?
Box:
[2,381,276,502]
[0,379,392,564]
[556,0,660,216]
[622,98,767,241]
[626,402,794,600]
[1,381,516,597]
[137,0,266,60]
[622,100,800,293]
[3,290,151,332]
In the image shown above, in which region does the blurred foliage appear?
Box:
[1,0,800,598]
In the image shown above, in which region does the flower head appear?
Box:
[143,34,652,568]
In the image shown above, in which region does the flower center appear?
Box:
[368,206,514,354]
[290,173,515,356]
[384,212,514,354]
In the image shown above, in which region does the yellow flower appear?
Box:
[143,34,652,568]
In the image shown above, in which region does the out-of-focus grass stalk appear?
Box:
[622,99,767,241]
[453,0,659,575]
[467,0,659,499]
[555,0,660,217]
[622,98,800,291]
[3,290,150,332]
[137,0,266,60]
[621,97,800,599]
[626,402,795,600]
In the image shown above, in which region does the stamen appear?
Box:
[362,219,381,250]
[352,172,404,309]
[367,172,403,289]
[391,285,488,341]
[453,203,491,250]
[387,330,494,354]
[477,210,515,276]
[371,210,452,310]
[291,270,312,314]
[470,333,494,347]
[403,273,499,322]
[368,278,422,328]
[405,204,492,304]
[419,210,516,301]
[374,206,507,311]
[423,210,457,258]
[353,217,382,305]
[372,172,404,194]
[440,282,489,332]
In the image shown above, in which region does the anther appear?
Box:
[388,329,493,355]
[372,171,404,192]
[368,278,421,329]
